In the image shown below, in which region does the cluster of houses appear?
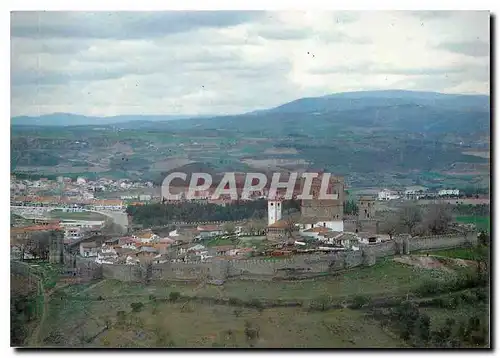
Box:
[377,187,461,201]
[10,174,156,207]
[75,218,387,266]
[78,226,256,265]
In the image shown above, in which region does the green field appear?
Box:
[43,287,408,348]
[49,210,108,221]
[427,248,480,261]
[29,255,487,348]
[66,259,453,303]
[455,216,490,232]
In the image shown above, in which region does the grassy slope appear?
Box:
[49,210,108,221]
[59,259,452,302]
[455,215,490,232]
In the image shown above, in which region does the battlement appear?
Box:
[53,231,478,283]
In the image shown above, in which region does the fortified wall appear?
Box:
[75,230,478,283]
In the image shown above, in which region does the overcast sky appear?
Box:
[11,10,490,117]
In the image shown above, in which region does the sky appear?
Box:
[10,10,490,117]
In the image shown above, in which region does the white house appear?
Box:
[64,227,85,240]
[92,200,124,211]
[76,177,87,185]
[197,225,223,239]
[187,244,206,252]
[438,189,460,197]
[378,189,401,201]
[404,186,428,200]
[80,242,99,257]
[95,245,118,264]
[126,255,139,265]
[169,229,179,237]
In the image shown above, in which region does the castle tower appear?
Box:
[49,229,64,265]
[268,199,282,226]
[358,195,376,220]
[300,173,344,221]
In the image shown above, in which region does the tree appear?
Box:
[222,222,236,236]
[379,215,402,239]
[27,231,51,260]
[478,231,489,246]
[343,200,359,215]
[284,216,298,238]
[399,204,422,234]
[423,204,452,235]
[247,219,267,236]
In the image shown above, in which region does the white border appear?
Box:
[3,1,497,357]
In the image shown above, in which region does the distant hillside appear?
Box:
[256,90,490,114]
[10,113,205,126]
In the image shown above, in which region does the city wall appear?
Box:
[90,230,478,283]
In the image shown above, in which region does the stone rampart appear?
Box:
[93,232,478,282]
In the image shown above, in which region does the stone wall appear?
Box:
[102,264,142,282]
[94,231,477,282]
[409,232,477,252]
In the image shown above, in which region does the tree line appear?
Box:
[128,198,361,227]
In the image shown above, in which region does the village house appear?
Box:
[118,237,139,250]
[91,199,124,211]
[377,189,401,201]
[197,225,224,239]
[96,245,118,264]
[80,242,99,258]
[136,246,159,258]
[212,245,235,256]
[404,186,428,200]
[438,189,460,197]
[132,229,159,243]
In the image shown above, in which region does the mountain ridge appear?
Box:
[11,89,490,127]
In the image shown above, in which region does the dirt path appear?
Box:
[76,279,108,297]
[27,281,48,347]
[27,282,72,347]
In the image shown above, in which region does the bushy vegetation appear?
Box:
[130,302,144,312]
[11,294,39,346]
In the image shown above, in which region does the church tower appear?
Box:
[268,199,282,226]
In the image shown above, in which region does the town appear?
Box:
[11,172,481,267]
[10,10,490,349]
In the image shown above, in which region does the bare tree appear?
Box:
[247,219,267,236]
[284,216,298,238]
[222,222,236,236]
[27,231,51,260]
[379,215,402,239]
[398,204,422,235]
[423,203,452,235]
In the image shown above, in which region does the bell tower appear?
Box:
[268,199,282,226]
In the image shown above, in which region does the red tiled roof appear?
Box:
[267,219,289,229]
[304,227,331,233]
[11,224,61,234]
[197,225,221,232]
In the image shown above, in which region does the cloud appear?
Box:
[408,11,454,20]
[436,41,490,57]
[10,11,490,117]
[11,11,265,39]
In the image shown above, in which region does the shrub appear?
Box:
[169,291,181,302]
[308,295,332,312]
[130,302,144,312]
[244,320,260,344]
[97,295,104,301]
[351,295,371,309]
[149,294,156,301]
[229,297,243,306]
[415,280,443,297]
[248,298,264,310]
